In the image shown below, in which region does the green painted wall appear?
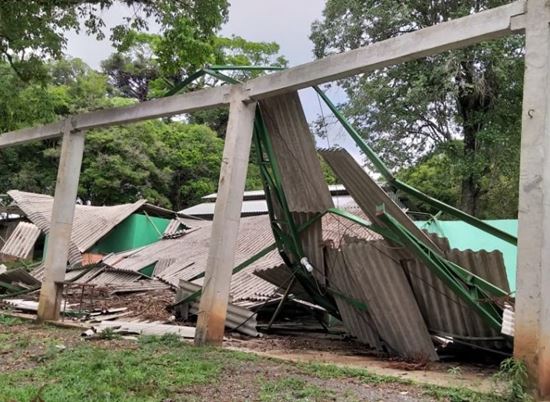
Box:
[92,213,171,254]
[415,219,518,292]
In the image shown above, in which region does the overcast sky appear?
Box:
[65,0,361,161]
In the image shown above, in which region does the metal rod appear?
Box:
[266,276,296,332]
[207,65,286,71]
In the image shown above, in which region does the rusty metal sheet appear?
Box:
[260,92,333,213]
[326,240,438,361]
[320,149,440,251]
[0,221,40,259]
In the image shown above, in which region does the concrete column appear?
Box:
[37,125,85,322]
[194,89,257,346]
[515,0,550,398]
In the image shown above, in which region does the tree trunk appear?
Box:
[456,59,495,217]
[460,125,479,216]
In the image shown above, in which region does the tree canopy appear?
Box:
[311,0,523,218]
[0,0,229,81]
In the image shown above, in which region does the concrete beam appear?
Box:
[244,0,526,99]
[194,89,257,346]
[36,126,86,322]
[0,85,231,149]
[514,0,550,398]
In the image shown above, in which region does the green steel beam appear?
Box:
[313,85,517,246]
[163,70,209,97]
[207,65,286,71]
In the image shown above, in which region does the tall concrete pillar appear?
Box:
[515,0,550,398]
[194,89,257,346]
[37,125,85,322]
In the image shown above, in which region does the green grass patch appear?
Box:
[0,314,23,326]
[0,337,225,401]
[421,384,504,402]
[260,377,330,401]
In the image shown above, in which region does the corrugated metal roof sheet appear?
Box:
[0,267,41,288]
[180,196,357,218]
[103,215,281,307]
[8,190,148,253]
[320,149,441,251]
[260,92,334,213]
[0,221,40,259]
[253,210,381,301]
[403,234,510,347]
[416,219,518,291]
[326,241,438,361]
[177,280,259,337]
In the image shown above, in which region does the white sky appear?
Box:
[65,0,362,161]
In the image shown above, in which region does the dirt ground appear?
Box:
[0,317,509,401]
[226,333,505,394]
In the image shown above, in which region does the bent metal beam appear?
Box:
[0,1,526,149]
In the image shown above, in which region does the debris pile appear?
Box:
[0,90,514,362]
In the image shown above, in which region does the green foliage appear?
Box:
[396,143,461,215]
[78,121,226,209]
[311,0,523,217]
[0,315,23,326]
[0,0,229,81]
[494,358,533,402]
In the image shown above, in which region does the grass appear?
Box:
[493,358,534,402]
[0,316,520,401]
[0,336,223,401]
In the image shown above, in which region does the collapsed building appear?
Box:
[0,87,516,362]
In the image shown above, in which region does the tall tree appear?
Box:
[310,0,523,217]
[0,0,228,81]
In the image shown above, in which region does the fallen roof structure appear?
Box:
[1,190,187,268]
[2,0,550,395]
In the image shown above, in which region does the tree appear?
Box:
[0,57,265,210]
[0,0,228,82]
[310,0,523,217]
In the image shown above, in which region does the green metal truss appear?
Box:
[313,86,517,246]
[165,66,511,332]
